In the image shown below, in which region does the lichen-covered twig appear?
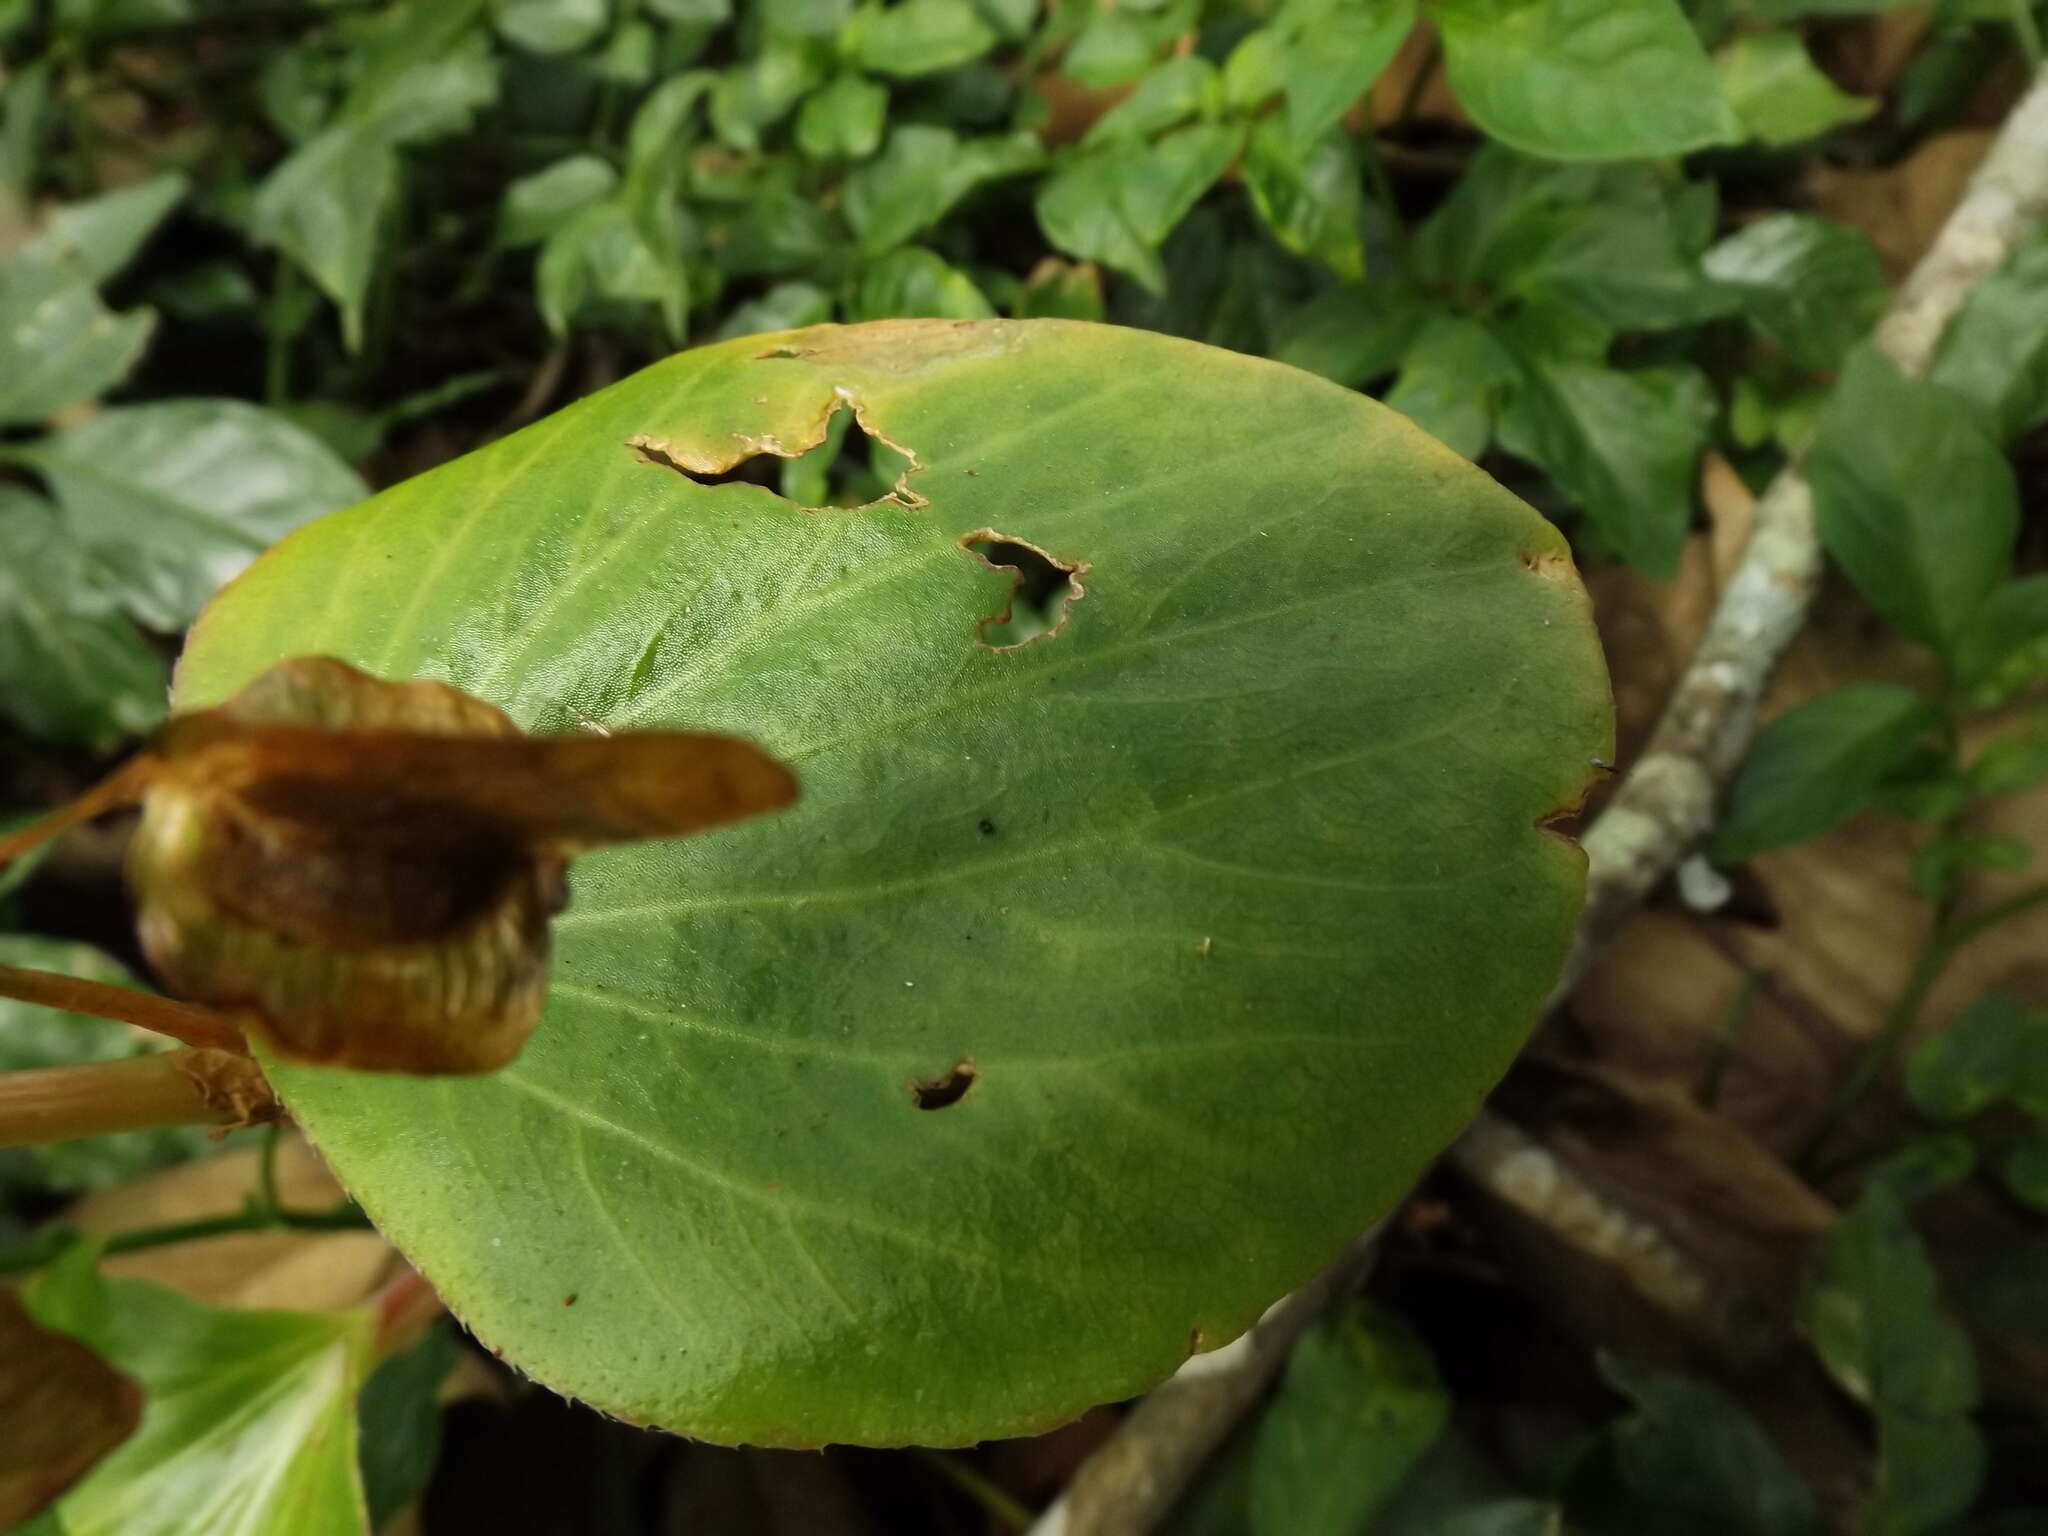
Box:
[1567,64,2048,990]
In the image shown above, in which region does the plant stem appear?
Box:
[0,1048,268,1150]
[0,758,153,871]
[1799,881,2048,1171]
[0,1199,371,1279]
[1698,966,1761,1110]
[265,257,298,406]
[914,1449,1034,1534]
[0,963,244,1052]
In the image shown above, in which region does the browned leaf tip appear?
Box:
[0,1288,141,1528]
[129,657,798,1076]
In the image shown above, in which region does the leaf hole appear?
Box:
[961,530,1087,650]
[911,1058,977,1110]
[628,438,786,491]
[627,392,925,509]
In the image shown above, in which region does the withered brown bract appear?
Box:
[128,657,797,1075]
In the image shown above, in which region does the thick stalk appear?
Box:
[0,1047,275,1151]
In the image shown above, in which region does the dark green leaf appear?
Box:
[596,15,655,81]
[1273,0,1415,149]
[1385,312,1516,460]
[1498,205,1733,331]
[1061,6,1159,87]
[498,154,619,247]
[536,198,689,337]
[248,125,395,351]
[0,250,154,426]
[1808,346,2019,656]
[1804,1184,1983,1536]
[494,0,607,54]
[848,247,994,319]
[1907,992,2048,1122]
[843,125,1041,256]
[796,72,890,160]
[1014,259,1106,321]
[1252,1300,1448,1536]
[763,0,850,32]
[1929,229,2048,444]
[844,0,998,79]
[2004,1133,2048,1211]
[1270,282,1426,388]
[1716,32,1873,146]
[1037,125,1242,293]
[21,400,369,631]
[1702,214,1888,373]
[23,174,186,284]
[1713,683,1937,863]
[1952,576,2048,702]
[1435,0,1739,162]
[1223,26,1287,112]
[27,1246,374,1535]
[356,1323,459,1527]
[0,937,207,1194]
[1088,55,1219,145]
[714,280,835,338]
[1240,120,1366,283]
[1864,1133,1977,1206]
[713,191,836,276]
[1569,1354,1821,1536]
[0,486,163,746]
[1496,358,1712,577]
[259,45,338,143]
[709,40,825,151]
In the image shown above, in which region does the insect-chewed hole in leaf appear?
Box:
[961,531,1087,650]
[911,1059,977,1110]
[630,438,786,492]
[631,396,924,510]
[776,404,921,509]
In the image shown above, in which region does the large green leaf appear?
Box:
[175,320,1610,1446]
[1434,0,1739,162]
[0,248,154,427]
[25,1247,373,1536]
[20,399,368,633]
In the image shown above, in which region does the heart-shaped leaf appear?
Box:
[174,319,1610,1446]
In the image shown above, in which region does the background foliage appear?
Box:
[2,0,2047,1533]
